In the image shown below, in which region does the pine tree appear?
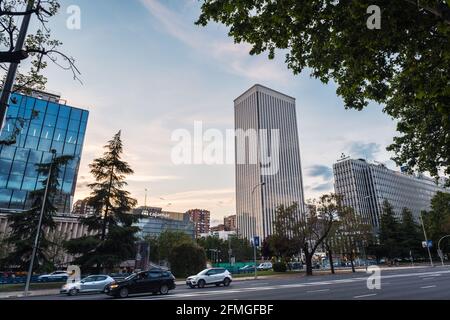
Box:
[1,154,73,271]
[65,131,138,272]
[378,200,402,261]
[399,208,423,259]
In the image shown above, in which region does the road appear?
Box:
[9,266,450,300]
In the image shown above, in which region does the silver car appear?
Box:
[60,275,115,296]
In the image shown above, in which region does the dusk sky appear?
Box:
[37,0,398,226]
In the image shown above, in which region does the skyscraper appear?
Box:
[333,157,450,229]
[0,90,88,213]
[186,209,211,238]
[235,84,305,241]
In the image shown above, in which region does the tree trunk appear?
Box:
[328,248,335,274]
[350,255,355,273]
[305,253,313,276]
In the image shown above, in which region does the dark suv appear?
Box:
[105,268,176,298]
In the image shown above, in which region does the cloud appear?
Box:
[347,142,381,160]
[311,182,334,192]
[139,0,290,83]
[307,165,333,180]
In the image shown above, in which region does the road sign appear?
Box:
[253,236,260,247]
[422,240,433,248]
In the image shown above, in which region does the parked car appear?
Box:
[38,271,69,282]
[288,262,303,270]
[105,269,176,298]
[239,265,256,273]
[60,275,115,296]
[257,262,273,271]
[186,268,232,289]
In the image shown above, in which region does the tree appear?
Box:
[378,200,402,262]
[333,206,373,272]
[158,230,193,263]
[0,0,80,90]
[399,208,423,260]
[65,132,139,272]
[196,0,450,182]
[169,242,207,278]
[268,204,299,262]
[1,154,72,271]
[422,192,450,258]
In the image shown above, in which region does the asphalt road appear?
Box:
[10,266,450,300]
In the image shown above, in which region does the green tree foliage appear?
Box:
[65,132,139,272]
[423,192,450,256]
[156,230,194,263]
[378,200,402,261]
[196,0,450,182]
[197,235,253,263]
[1,154,72,271]
[398,208,423,259]
[169,242,207,278]
[272,261,287,272]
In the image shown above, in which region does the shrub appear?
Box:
[169,242,207,278]
[273,262,287,272]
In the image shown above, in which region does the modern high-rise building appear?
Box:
[235,84,305,241]
[0,91,88,213]
[186,209,210,238]
[333,157,450,229]
[72,198,95,216]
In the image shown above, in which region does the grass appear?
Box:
[0,282,64,293]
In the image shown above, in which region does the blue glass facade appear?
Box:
[0,92,88,213]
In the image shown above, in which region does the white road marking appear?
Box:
[354,293,377,299]
[307,289,330,293]
[421,285,437,289]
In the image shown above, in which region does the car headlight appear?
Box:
[110,284,119,289]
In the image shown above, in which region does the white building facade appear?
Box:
[333,158,449,229]
[235,85,306,241]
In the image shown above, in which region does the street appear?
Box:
[9,266,450,300]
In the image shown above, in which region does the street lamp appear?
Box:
[437,235,450,266]
[419,212,434,267]
[24,149,57,296]
[251,182,265,280]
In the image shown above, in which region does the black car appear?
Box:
[105,269,176,298]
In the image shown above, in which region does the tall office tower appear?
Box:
[224,214,237,231]
[186,209,211,238]
[235,84,305,241]
[0,90,89,213]
[333,157,450,229]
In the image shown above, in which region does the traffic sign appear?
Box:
[253,236,260,247]
[422,240,433,248]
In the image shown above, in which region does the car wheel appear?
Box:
[68,288,78,296]
[119,288,129,298]
[188,284,195,289]
[223,278,231,287]
[198,280,206,289]
[160,284,169,295]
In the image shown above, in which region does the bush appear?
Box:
[169,242,207,278]
[273,262,287,272]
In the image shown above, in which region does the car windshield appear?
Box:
[124,273,138,281]
[197,269,209,276]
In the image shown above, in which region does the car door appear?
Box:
[204,269,215,284]
[147,271,163,291]
[92,276,108,291]
[132,272,152,293]
[215,269,226,283]
[80,276,96,292]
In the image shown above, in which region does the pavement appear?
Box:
[3,265,450,300]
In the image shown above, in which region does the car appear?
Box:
[186,268,232,289]
[239,265,256,273]
[60,275,115,296]
[256,262,273,271]
[105,269,176,298]
[38,271,69,282]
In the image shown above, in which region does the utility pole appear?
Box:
[419,212,434,267]
[24,149,56,296]
[0,0,36,129]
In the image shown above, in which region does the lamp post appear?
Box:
[438,235,450,266]
[419,212,434,267]
[24,149,57,296]
[0,0,36,130]
[251,182,265,280]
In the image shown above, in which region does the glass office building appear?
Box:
[0,91,88,213]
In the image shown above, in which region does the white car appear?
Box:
[186,268,232,289]
[60,275,115,296]
[257,262,273,271]
[38,271,69,282]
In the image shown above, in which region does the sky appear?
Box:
[31,0,398,226]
